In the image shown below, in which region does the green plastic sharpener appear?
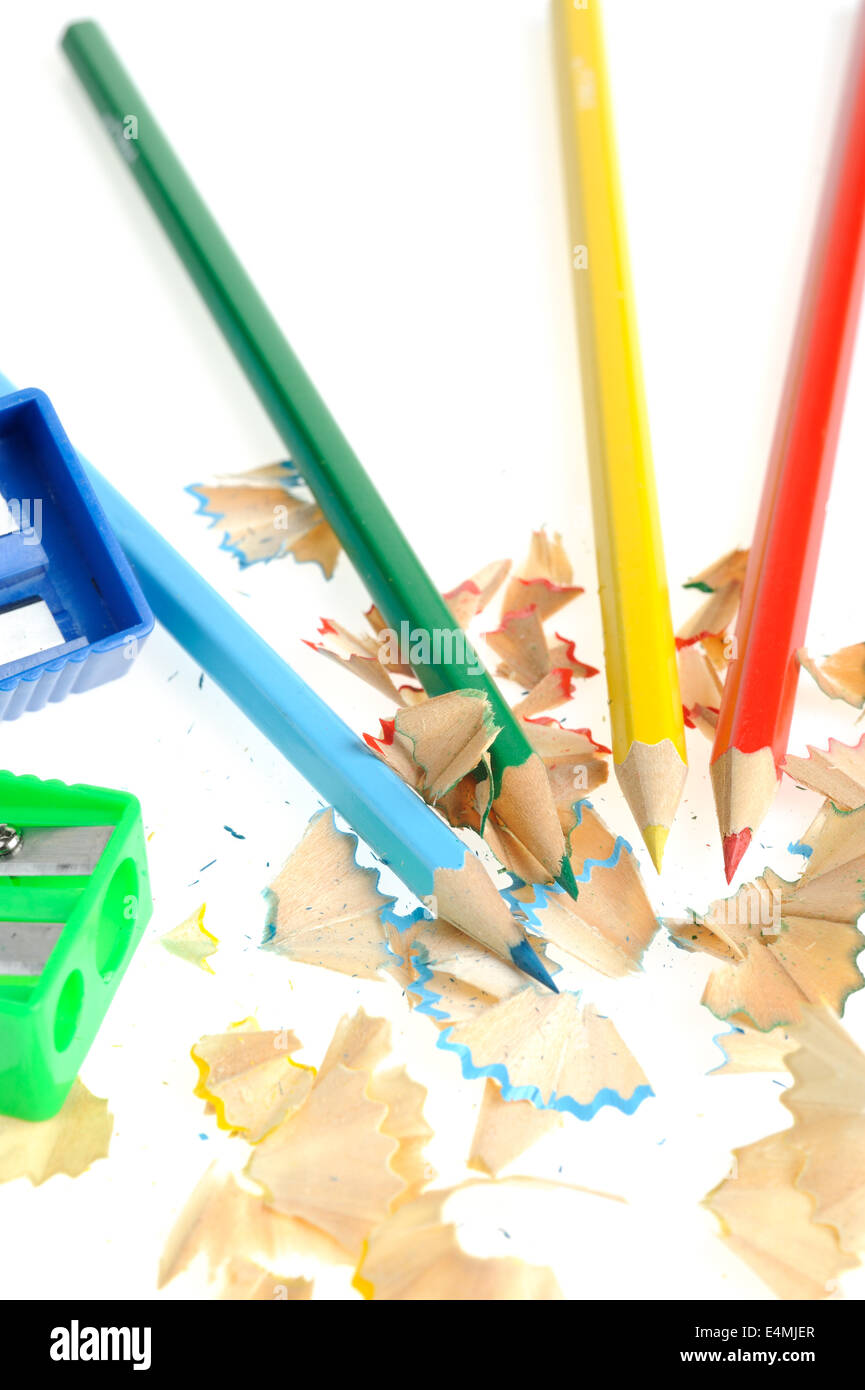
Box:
[0,771,151,1121]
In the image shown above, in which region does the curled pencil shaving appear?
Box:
[260,804,536,992]
[676,548,748,734]
[309,528,598,725]
[217,1258,313,1301]
[521,716,610,803]
[784,733,865,810]
[704,1129,858,1300]
[368,1067,436,1208]
[485,607,597,707]
[164,1013,431,1293]
[710,1023,796,1075]
[366,697,608,882]
[686,702,719,739]
[666,800,865,1029]
[381,917,418,990]
[359,605,416,677]
[500,528,582,620]
[510,883,653,980]
[490,524,596,716]
[0,1080,112,1186]
[352,1182,563,1300]
[502,577,584,623]
[443,559,512,627]
[487,606,561,689]
[158,1163,346,1290]
[387,690,499,800]
[480,816,553,887]
[262,809,394,979]
[258,806,510,994]
[305,618,422,706]
[378,700,609,872]
[351,606,451,708]
[798,642,865,711]
[315,1013,434,1206]
[680,547,749,638]
[246,1064,400,1257]
[192,1019,315,1142]
[363,717,429,795]
[369,706,609,813]
[677,637,722,736]
[400,922,645,1128]
[257,813,650,1123]
[497,800,655,983]
[160,903,218,973]
[548,632,598,677]
[512,667,579,718]
[187,462,341,575]
[159,1168,270,1288]
[301,805,639,1026]
[433,764,495,835]
[407,918,545,1024]
[307,528,606,878]
[468,1080,562,1176]
[705,1007,865,1300]
[784,1005,865,1122]
[683,546,750,593]
[246,1010,434,1257]
[555,800,658,968]
[781,1008,865,1255]
[440,992,651,1116]
[317,1008,392,1079]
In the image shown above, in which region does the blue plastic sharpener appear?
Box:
[0,388,154,719]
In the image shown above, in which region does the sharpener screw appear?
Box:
[0,824,22,858]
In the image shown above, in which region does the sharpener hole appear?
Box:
[54,970,84,1052]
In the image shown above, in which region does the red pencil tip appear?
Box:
[722,828,752,883]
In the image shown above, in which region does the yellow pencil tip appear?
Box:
[642,824,669,873]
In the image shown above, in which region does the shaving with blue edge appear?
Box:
[262,797,654,1124]
[188,461,340,575]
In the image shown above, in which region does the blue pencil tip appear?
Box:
[510,939,558,992]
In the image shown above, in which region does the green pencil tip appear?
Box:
[510,939,559,993]
[555,856,580,901]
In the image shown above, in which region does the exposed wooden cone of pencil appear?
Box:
[710,746,779,882]
[616,739,687,871]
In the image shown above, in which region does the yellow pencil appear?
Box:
[553,0,686,870]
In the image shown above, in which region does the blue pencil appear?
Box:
[0,375,553,990]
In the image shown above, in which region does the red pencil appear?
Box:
[711,2,865,882]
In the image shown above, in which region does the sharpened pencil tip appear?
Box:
[510,939,559,993]
[555,855,579,901]
[642,824,669,873]
[723,828,752,883]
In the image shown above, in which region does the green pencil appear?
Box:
[61,19,578,896]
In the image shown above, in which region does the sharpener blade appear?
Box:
[0,826,114,876]
[0,922,65,976]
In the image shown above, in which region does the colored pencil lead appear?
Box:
[722,829,752,886]
[508,941,559,995]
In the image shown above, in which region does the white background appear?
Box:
[1,0,864,1301]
